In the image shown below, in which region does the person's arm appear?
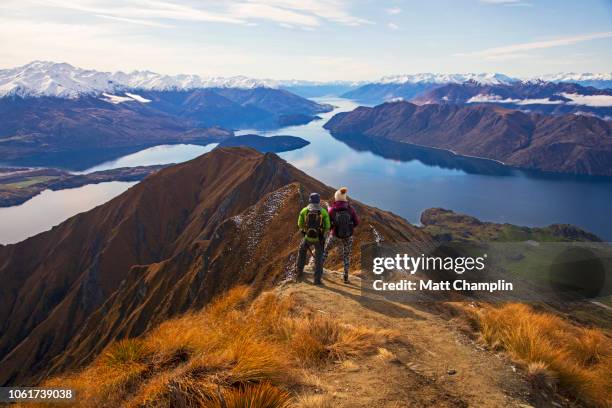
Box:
[298,208,306,231]
[350,206,360,227]
[321,208,331,233]
[327,206,335,227]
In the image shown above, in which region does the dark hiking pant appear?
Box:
[322,235,354,278]
[296,239,324,282]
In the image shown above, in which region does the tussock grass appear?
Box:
[294,393,334,408]
[28,286,396,407]
[102,338,152,367]
[462,302,611,407]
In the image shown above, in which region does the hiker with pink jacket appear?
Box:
[322,187,360,283]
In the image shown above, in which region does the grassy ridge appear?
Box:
[451,302,612,407]
[26,286,399,408]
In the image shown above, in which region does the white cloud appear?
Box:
[467,94,563,105]
[479,0,532,5]
[4,0,371,29]
[387,22,399,30]
[229,2,320,26]
[455,32,612,58]
[385,7,401,14]
[467,92,612,107]
[561,93,612,107]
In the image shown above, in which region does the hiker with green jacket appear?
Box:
[296,193,331,284]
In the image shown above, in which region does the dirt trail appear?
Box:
[279,268,537,408]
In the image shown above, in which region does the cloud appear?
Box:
[561,93,612,107]
[467,93,612,107]
[455,32,612,58]
[387,22,399,30]
[467,94,563,105]
[479,0,532,5]
[6,0,372,28]
[93,14,175,28]
[385,7,401,14]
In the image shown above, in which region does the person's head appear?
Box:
[309,192,320,204]
[334,187,349,202]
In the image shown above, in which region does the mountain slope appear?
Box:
[0,147,429,386]
[0,95,232,166]
[412,80,612,118]
[29,274,545,408]
[324,101,612,176]
[140,87,332,128]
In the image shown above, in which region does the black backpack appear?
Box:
[334,208,353,239]
[305,209,322,239]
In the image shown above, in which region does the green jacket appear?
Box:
[298,205,331,242]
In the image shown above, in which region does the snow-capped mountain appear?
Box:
[375,73,517,85]
[0,61,277,98]
[535,72,612,82]
[531,72,612,90]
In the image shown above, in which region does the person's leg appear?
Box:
[314,240,324,284]
[295,239,309,280]
[322,234,335,265]
[342,236,354,282]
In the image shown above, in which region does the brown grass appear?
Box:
[459,302,611,407]
[25,286,397,408]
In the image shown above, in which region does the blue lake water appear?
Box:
[1,97,611,244]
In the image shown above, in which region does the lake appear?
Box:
[1,97,611,244]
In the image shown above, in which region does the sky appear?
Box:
[0,0,611,81]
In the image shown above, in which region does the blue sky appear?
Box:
[0,0,611,80]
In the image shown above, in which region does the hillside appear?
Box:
[324,101,612,176]
[20,269,610,407]
[421,208,603,243]
[0,147,429,387]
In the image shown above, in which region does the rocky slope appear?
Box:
[324,101,612,176]
[0,147,429,386]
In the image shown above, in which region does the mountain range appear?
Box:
[0,62,332,169]
[0,147,429,386]
[324,101,612,176]
[2,61,611,99]
[342,76,612,108]
[411,80,612,118]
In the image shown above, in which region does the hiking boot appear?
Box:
[314,278,322,285]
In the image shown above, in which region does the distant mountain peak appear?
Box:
[535,72,612,82]
[0,61,277,98]
[375,73,517,85]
